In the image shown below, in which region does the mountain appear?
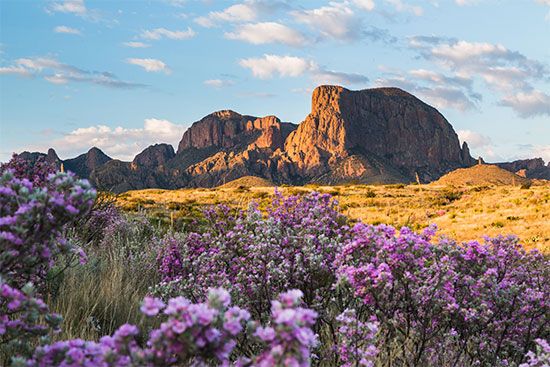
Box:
[13,147,112,180]
[20,84,548,192]
[64,147,112,178]
[284,86,474,184]
[494,158,550,180]
[170,110,297,187]
[18,148,62,167]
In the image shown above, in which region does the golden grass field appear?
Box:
[116,182,550,253]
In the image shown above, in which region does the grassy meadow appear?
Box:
[116,183,550,253]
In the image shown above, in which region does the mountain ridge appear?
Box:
[13,85,550,192]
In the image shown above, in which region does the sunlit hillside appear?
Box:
[117,182,550,253]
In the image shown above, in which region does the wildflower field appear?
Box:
[1,157,549,366]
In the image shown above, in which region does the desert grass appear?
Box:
[116,183,550,253]
[45,225,161,341]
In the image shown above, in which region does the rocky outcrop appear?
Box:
[177,110,294,153]
[132,144,175,170]
[18,149,62,167]
[284,86,471,182]
[496,158,550,180]
[46,148,61,164]
[496,158,545,172]
[64,147,112,178]
[460,142,476,166]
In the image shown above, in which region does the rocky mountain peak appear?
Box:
[64,147,112,178]
[132,144,175,169]
[46,148,61,163]
[285,85,469,181]
[211,109,242,119]
[176,110,294,154]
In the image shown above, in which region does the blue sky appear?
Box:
[1,0,549,163]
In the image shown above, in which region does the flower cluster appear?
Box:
[1,169,95,362]
[145,287,250,365]
[244,289,318,367]
[17,324,144,367]
[21,288,318,367]
[0,282,63,359]
[520,339,550,367]
[155,190,348,317]
[336,223,550,366]
[0,170,96,288]
[0,154,57,188]
[334,309,378,367]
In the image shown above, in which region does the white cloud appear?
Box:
[48,0,87,15]
[195,1,259,27]
[455,0,479,5]
[292,2,363,41]
[239,53,369,87]
[532,145,550,162]
[353,0,376,11]
[426,40,546,92]
[225,22,307,46]
[126,58,170,73]
[0,56,144,88]
[42,119,185,161]
[44,74,69,84]
[410,37,549,117]
[46,0,101,21]
[163,0,187,7]
[311,69,369,86]
[140,27,196,40]
[374,67,481,112]
[204,79,235,88]
[16,57,64,71]
[385,0,423,15]
[417,87,478,111]
[536,0,550,21]
[54,25,81,35]
[123,41,150,48]
[408,69,472,89]
[0,65,32,76]
[499,90,550,118]
[457,130,492,149]
[239,54,316,79]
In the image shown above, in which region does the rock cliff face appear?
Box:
[132,144,175,169]
[284,86,471,182]
[177,110,294,153]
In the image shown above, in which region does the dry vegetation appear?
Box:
[116,182,550,253]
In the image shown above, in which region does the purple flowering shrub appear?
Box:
[18,288,317,367]
[0,170,96,288]
[0,154,57,188]
[0,282,63,358]
[155,190,348,316]
[333,309,378,367]
[520,339,550,367]
[242,289,318,367]
[336,223,550,366]
[1,169,96,361]
[1,162,548,367]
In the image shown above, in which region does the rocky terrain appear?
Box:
[15,85,549,192]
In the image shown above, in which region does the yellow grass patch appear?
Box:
[116,183,550,253]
